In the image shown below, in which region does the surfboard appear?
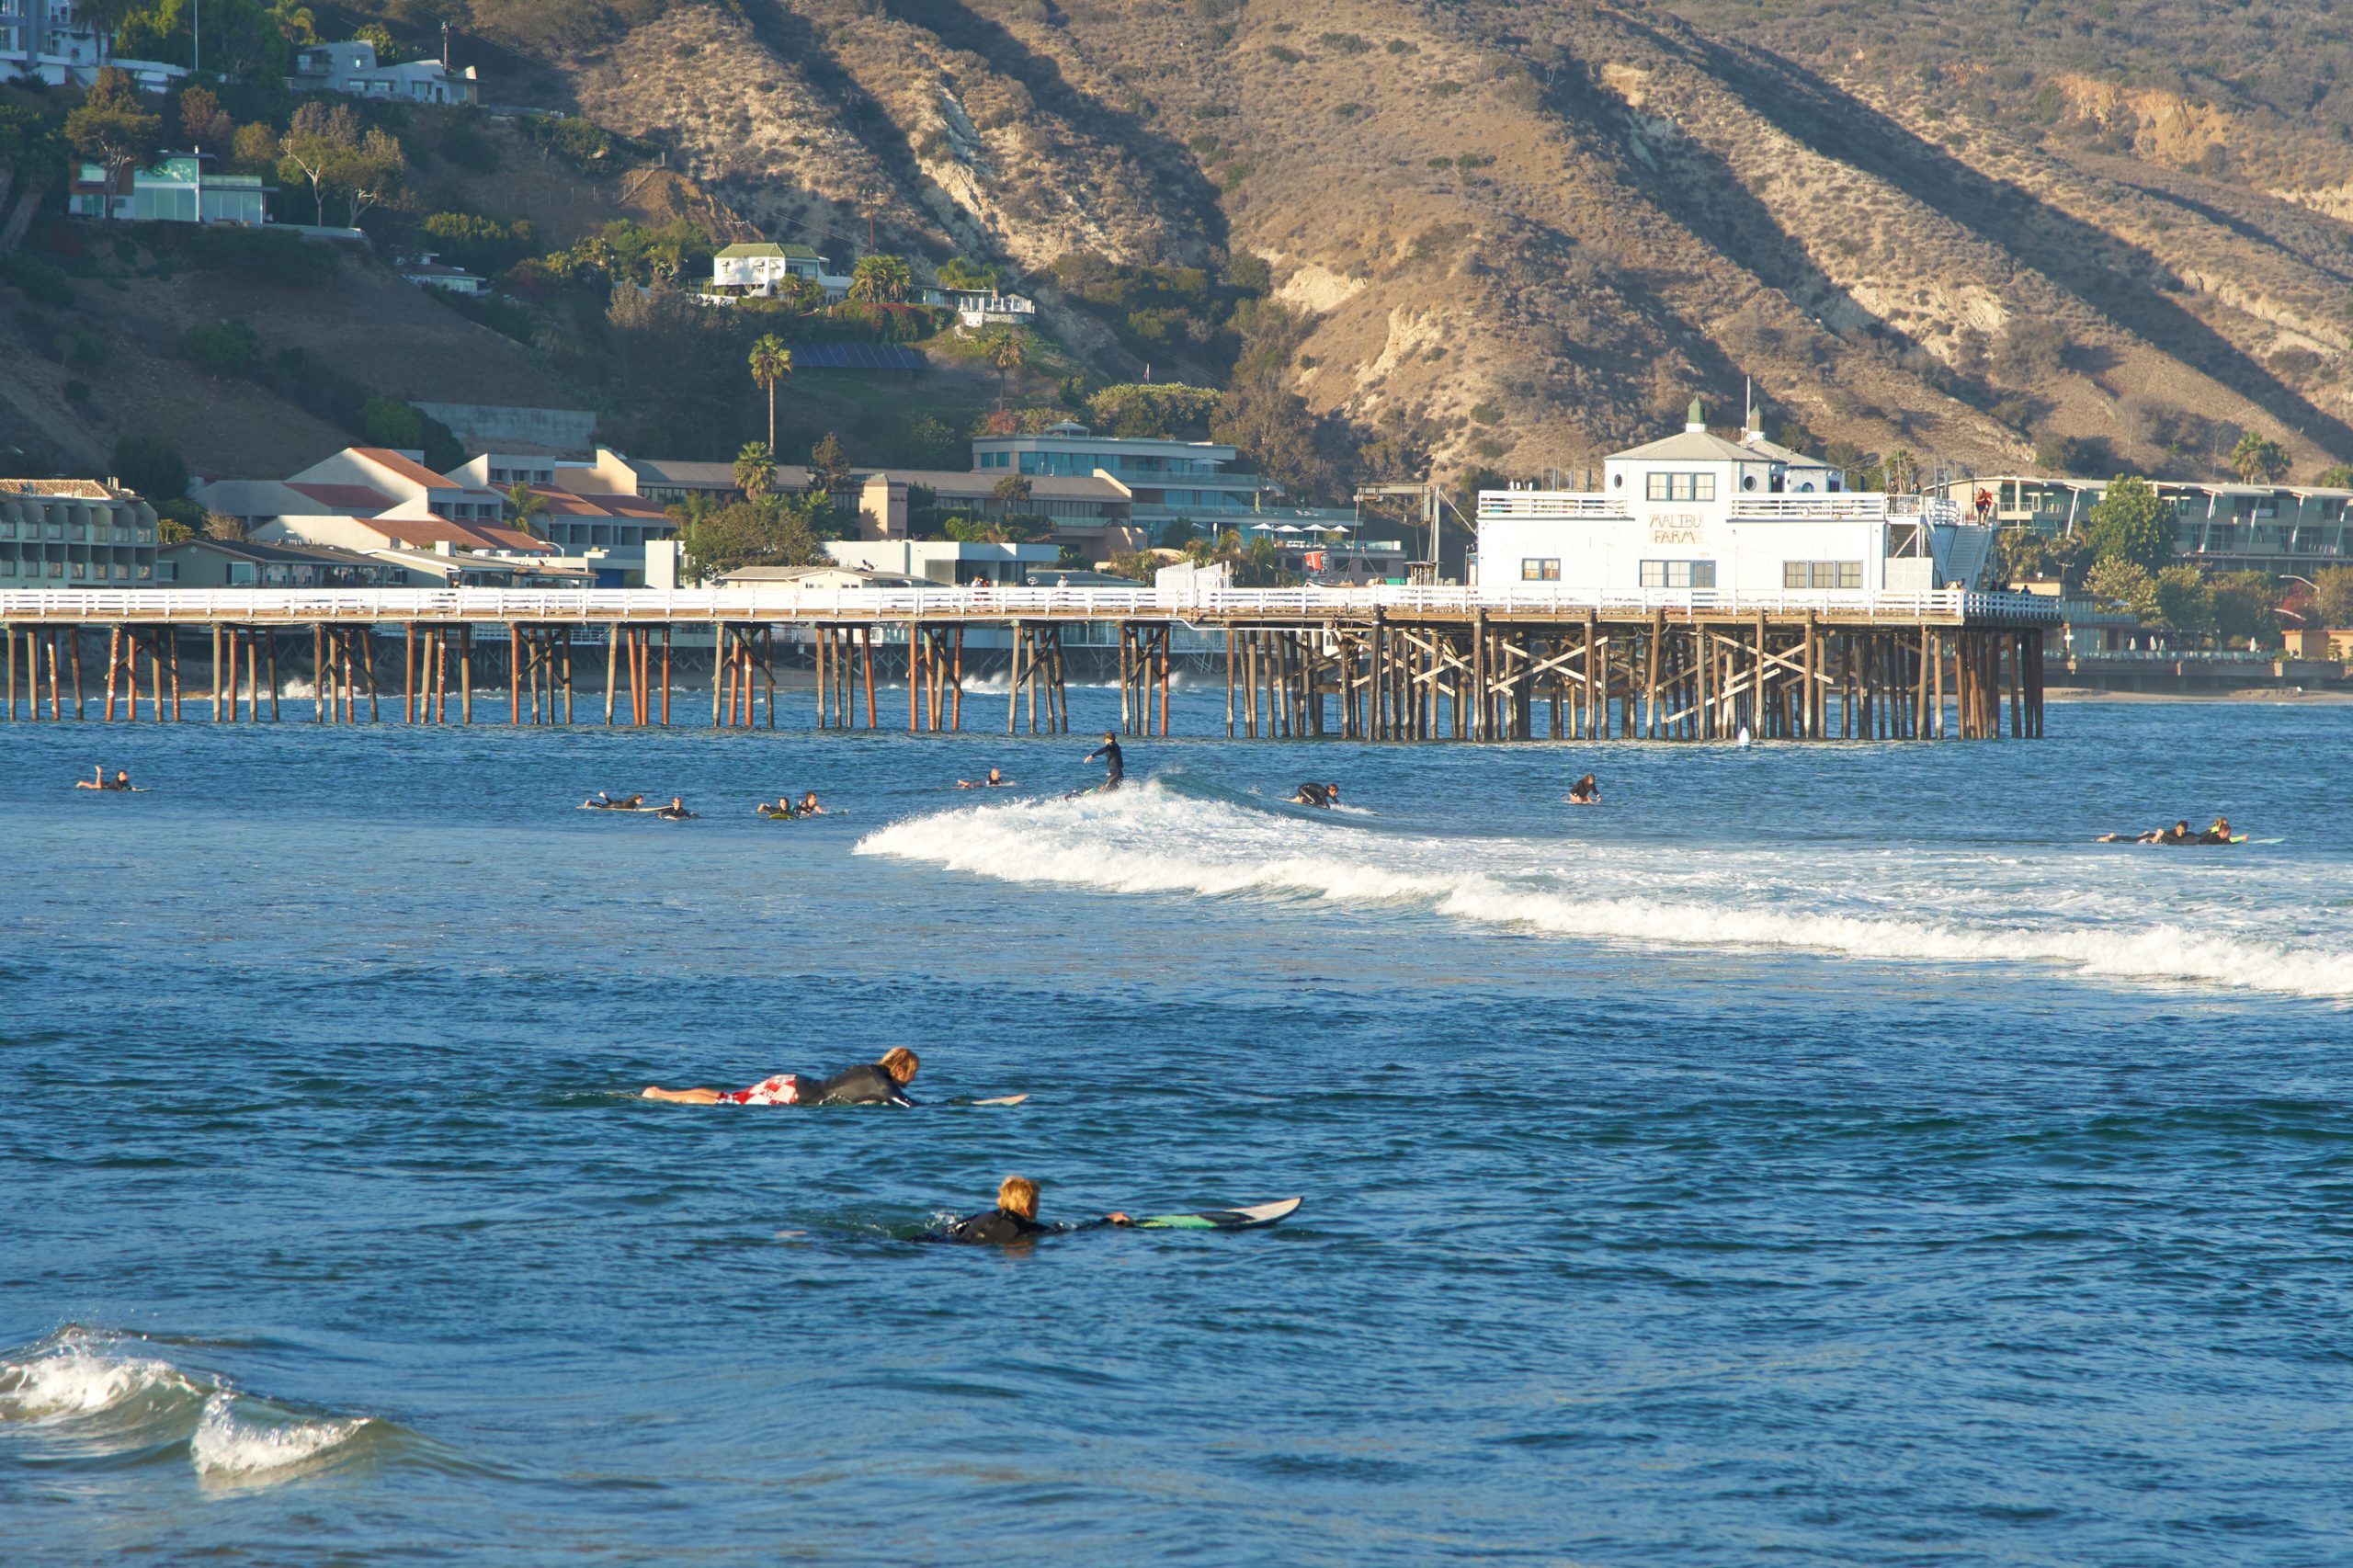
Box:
[580,802,665,813]
[1135,1197,1302,1230]
[972,1094,1029,1107]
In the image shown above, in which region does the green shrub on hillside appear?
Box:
[110,434,188,500]
[183,317,261,379]
[0,255,74,306]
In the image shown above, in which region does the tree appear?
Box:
[937,256,997,290]
[0,105,69,254]
[993,473,1033,510]
[353,22,402,62]
[202,511,248,541]
[2085,557,2157,619]
[2230,430,2290,484]
[733,440,777,498]
[2312,565,2353,628]
[2318,463,2353,489]
[359,395,425,448]
[2081,474,2171,574]
[278,100,358,227]
[1211,362,1336,501]
[2154,564,2217,636]
[676,494,829,579]
[111,434,188,500]
[174,85,233,152]
[64,68,162,200]
[2211,570,2280,647]
[230,122,279,176]
[747,334,791,452]
[810,431,850,496]
[332,126,404,228]
[982,325,1029,409]
[847,253,914,303]
[504,483,548,540]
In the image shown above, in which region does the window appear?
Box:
[1783,561,1862,590]
[1520,558,1560,581]
[1644,472,1716,502]
[1639,560,1717,589]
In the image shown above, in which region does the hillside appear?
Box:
[506,0,2353,485]
[12,0,2353,500]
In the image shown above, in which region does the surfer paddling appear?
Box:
[958,768,1013,789]
[582,791,645,811]
[74,767,139,792]
[941,1176,1131,1244]
[643,1047,920,1107]
[1292,781,1340,808]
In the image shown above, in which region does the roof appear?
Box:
[369,516,496,548]
[722,565,924,585]
[1612,428,1768,463]
[1737,432,1836,467]
[468,525,557,554]
[400,261,484,280]
[626,458,741,488]
[350,448,460,490]
[872,468,1129,501]
[285,481,394,512]
[160,538,388,568]
[0,477,130,500]
[716,243,785,258]
[529,486,672,519]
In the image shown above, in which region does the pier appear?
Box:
[0,584,2055,740]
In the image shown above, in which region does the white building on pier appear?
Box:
[1474,403,1995,601]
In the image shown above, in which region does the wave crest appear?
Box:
[855,783,2353,1001]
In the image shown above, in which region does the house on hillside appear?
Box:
[396,253,486,295]
[289,40,476,104]
[707,242,854,302]
[1472,403,1993,598]
[1,0,178,85]
[921,286,1036,328]
[67,153,271,225]
[971,420,1360,545]
[0,477,158,585]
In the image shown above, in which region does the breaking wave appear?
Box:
[1,1327,429,1487]
[855,780,2353,1002]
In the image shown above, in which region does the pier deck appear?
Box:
[1,585,2056,740]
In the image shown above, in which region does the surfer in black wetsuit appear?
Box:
[2196,815,2234,845]
[654,796,698,821]
[1293,781,1338,808]
[1084,733,1124,792]
[943,1175,1131,1244]
[1567,773,1599,804]
[642,1047,919,1106]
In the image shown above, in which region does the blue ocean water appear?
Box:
[4,692,2349,1566]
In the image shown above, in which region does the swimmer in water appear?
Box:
[1567,773,1599,804]
[1084,733,1124,792]
[958,768,1012,789]
[797,791,826,816]
[1292,781,1338,808]
[654,796,698,821]
[643,1047,918,1107]
[940,1175,1131,1244]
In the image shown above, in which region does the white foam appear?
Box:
[0,1335,199,1419]
[856,787,2353,1002]
[190,1392,369,1481]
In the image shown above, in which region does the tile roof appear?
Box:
[350,448,459,489]
[369,516,495,548]
[468,525,556,554]
[0,478,127,500]
[286,482,395,512]
[529,486,670,519]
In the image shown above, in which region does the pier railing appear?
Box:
[0,583,2059,624]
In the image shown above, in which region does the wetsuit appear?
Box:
[945,1207,1053,1244]
[804,1062,914,1107]
[2197,829,2234,845]
[655,806,697,820]
[1086,740,1123,790]
[1295,783,1332,808]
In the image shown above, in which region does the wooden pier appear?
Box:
[0,585,2054,740]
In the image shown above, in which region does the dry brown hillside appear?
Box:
[506,0,2353,483]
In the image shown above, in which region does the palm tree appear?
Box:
[504,483,550,540]
[2231,430,2289,484]
[747,335,792,453]
[734,441,777,499]
[847,253,914,304]
[983,326,1029,410]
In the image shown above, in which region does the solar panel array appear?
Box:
[790,343,925,370]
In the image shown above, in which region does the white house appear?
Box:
[1473,403,1996,601]
[921,286,1036,327]
[289,40,476,104]
[397,253,486,295]
[709,242,852,301]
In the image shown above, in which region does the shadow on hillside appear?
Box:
[1629,19,2353,453]
[872,0,1228,257]
[736,0,927,196]
[1542,64,1906,361]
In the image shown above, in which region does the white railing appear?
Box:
[1472,493,1961,526]
[0,584,2064,623]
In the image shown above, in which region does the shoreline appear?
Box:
[2047,686,2353,705]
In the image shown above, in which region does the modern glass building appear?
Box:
[1928,476,2353,571]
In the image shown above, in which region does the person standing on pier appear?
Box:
[1085,733,1125,793]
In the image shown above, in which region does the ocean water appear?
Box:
[4,692,2349,1566]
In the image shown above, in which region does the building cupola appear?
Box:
[1685,397,1705,434]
